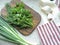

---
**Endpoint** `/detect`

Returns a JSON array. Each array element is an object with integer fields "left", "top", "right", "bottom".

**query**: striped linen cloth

[
  {"left": 37, "top": 21, "right": 60, "bottom": 45},
  {"left": 55, "top": 0, "right": 60, "bottom": 10}
]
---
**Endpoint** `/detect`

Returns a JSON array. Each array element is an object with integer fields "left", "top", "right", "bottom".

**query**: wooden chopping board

[{"left": 1, "top": 0, "right": 41, "bottom": 36}]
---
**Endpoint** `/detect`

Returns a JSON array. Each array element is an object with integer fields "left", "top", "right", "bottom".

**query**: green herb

[
  {"left": 0, "top": 16, "right": 31, "bottom": 45},
  {"left": 6, "top": 3, "right": 33, "bottom": 29}
]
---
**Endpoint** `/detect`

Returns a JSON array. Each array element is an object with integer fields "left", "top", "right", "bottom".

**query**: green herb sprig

[{"left": 6, "top": 3, "right": 33, "bottom": 29}]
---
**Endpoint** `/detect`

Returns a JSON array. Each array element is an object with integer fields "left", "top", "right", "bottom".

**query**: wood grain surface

[{"left": 1, "top": 0, "right": 41, "bottom": 36}]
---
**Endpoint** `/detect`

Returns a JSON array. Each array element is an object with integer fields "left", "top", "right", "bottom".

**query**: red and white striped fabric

[
  {"left": 37, "top": 21, "right": 60, "bottom": 45},
  {"left": 55, "top": 0, "right": 60, "bottom": 10}
]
